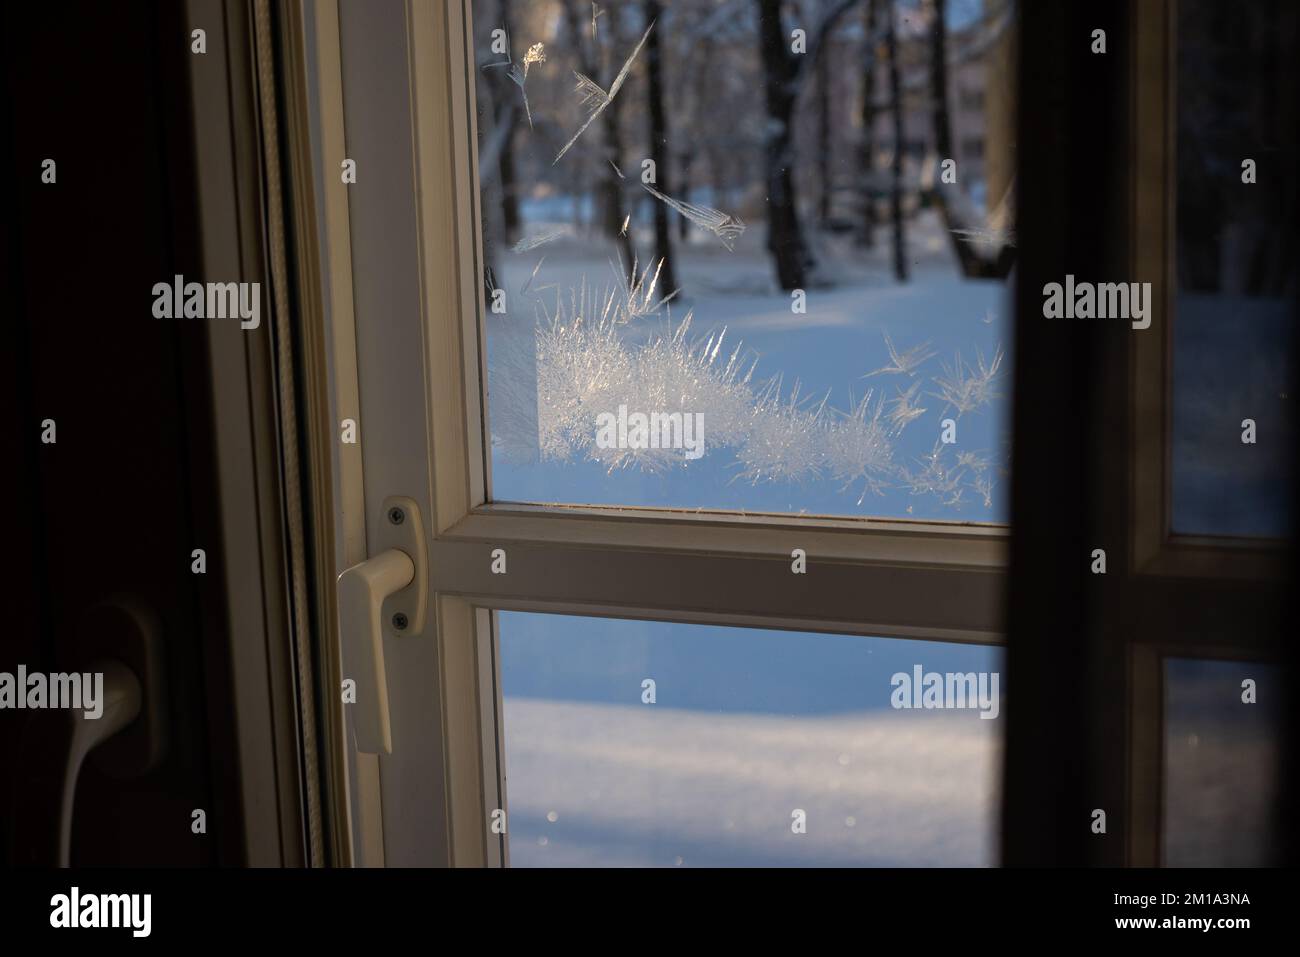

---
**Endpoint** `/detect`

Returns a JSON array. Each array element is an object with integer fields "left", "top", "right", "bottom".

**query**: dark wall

[{"left": 2, "top": 1, "right": 244, "bottom": 866}]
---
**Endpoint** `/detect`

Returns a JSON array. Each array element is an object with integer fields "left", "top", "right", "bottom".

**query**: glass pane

[
  {"left": 497, "top": 611, "right": 1003, "bottom": 867},
  {"left": 1171, "top": 0, "right": 1297, "bottom": 537},
  {"left": 473, "top": 1, "right": 1016, "bottom": 521},
  {"left": 1162, "top": 658, "right": 1280, "bottom": 867}
]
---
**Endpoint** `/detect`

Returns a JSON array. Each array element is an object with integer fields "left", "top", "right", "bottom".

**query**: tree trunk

[
  {"left": 927, "top": 0, "right": 1014, "bottom": 278},
  {"left": 857, "top": 0, "right": 880, "bottom": 247},
  {"left": 644, "top": 0, "right": 678, "bottom": 293},
  {"left": 756, "top": 0, "right": 810, "bottom": 290},
  {"left": 562, "top": 0, "right": 635, "bottom": 270},
  {"left": 817, "top": 35, "right": 833, "bottom": 226},
  {"left": 497, "top": 0, "right": 520, "bottom": 243},
  {"left": 928, "top": 0, "right": 979, "bottom": 275},
  {"left": 886, "top": 0, "right": 908, "bottom": 280},
  {"left": 601, "top": 97, "right": 637, "bottom": 270}
]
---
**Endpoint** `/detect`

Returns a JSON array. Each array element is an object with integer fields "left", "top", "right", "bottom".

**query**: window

[
  {"left": 498, "top": 613, "right": 1002, "bottom": 867},
  {"left": 308, "top": 0, "right": 1010, "bottom": 867},
  {"left": 475, "top": 0, "right": 1015, "bottom": 523},
  {"left": 1162, "top": 659, "right": 1280, "bottom": 866},
  {"left": 1133, "top": 0, "right": 1294, "bottom": 578},
  {"left": 298, "top": 0, "right": 1288, "bottom": 869},
  {"left": 1169, "top": 0, "right": 1296, "bottom": 538},
  {"left": 1123, "top": 0, "right": 1291, "bottom": 866}
]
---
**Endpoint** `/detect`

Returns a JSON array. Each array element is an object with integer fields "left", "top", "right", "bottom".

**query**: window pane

[
  {"left": 1171, "top": 0, "right": 1297, "bottom": 537},
  {"left": 497, "top": 611, "right": 1003, "bottom": 867},
  {"left": 1162, "top": 658, "right": 1280, "bottom": 867},
  {"left": 473, "top": 1, "right": 1016, "bottom": 521}
]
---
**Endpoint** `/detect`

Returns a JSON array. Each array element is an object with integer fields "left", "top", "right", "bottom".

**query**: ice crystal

[
  {"left": 642, "top": 183, "right": 746, "bottom": 250},
  {"left": 951, "top": 223, "right": 1016, "bottom": 250},
  {"left": 863, "top": 332, "right": 937, "bottom": 378},
  {"left": 613, "top": 255, "right": 679, "bottom": 319},
  {"left": 886, "top": 379, "right": 928, "bottom": 428},
  {"left": 519, "top": 256, "right": 559, "bottom": 305},
  {"left": 902, "top": 442, "right": 968, "bottom": 500},
  {"left": 555, "top": 23, "right": 653, "bottom": 163},
  {"left": 954, "top": 450, "right": 990, "bottom": 473},
  {"left": 521, "top": 42, "right": 546, "bottom": 74},
  {"left": 487, "top": 271, "right": 1009, "bottom": 512},
  {"left": 929, "top": 346, "right": 1005, "bottom": 417},
  {"left": 733, "top": 378, "right": 833, "bottom": 486},
  {"left": 513, "top": 226, "right": 570, "bottom": 253},
  {"left": 825, "top": 391, "right": 898, "bottom": 504},
  {"left": 484, "top": 39, "right": 545, "bottom": 129}
]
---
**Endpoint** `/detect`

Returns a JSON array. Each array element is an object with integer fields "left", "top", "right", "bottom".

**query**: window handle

[
  {"left": 337, "top": 497, "right": 427, "bottom": 755},
  {"left": 13, "top": 598, "right": 165, "bottom": 866},
  {"left": 338, "top": 549, "right": 414, "bottom": 755}
]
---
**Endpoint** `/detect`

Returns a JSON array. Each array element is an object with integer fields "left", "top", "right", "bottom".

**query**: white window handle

[
  {"left": 59, "top": 660, "right": 142, "bottom": 865},
  {"left": 14, "top": 658, "right": 143, "bottom": 866},
  {"left": 338, "top": 549, "right": 415, "bottom": 754}
]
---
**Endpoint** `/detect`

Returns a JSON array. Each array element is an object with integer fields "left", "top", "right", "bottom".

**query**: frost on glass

[
  {"left": 642, "top": 183, "right": 747, "bottom": 250},
  {"left": 554, "top": 22, "right": 652, "bottom": 163},
  {"left": 473, "top": 1, "right": 1016, "bottom": 520}
]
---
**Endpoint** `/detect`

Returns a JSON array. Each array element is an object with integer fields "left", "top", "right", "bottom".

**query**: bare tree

[
  {"left": 857, "top": 0, "right": 882, "bottom": 247},
  {"left": 927, "top": 0, "right": 973, "bottom": 274},
  {"left": 816, "top": 31, "right": 833, "bottom": 225},
  {"left": 561, "top": 0, "right": 636, "bottom": 270},
  {"left": 643, "top": 0, "right": 678, "bottom": 293},
  {"left": 928, "top": 0, "right": 1014, "bottom": 278},
  {"left": 885, "top": 0, "right": 908, "bottom": 280},
  {"left": 755, "top": 0, "right": 859, "bottom": 290},
  {"left": 478, "top": 0, "right": 523, "bottom": 248}
]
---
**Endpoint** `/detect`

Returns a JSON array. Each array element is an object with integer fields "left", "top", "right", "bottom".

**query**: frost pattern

[
  {"left": 513, "top": 226, "right": 570, "bottom": 253},
  {"left": 929, "top": 346, "right": 1005, "bottom": 417},
  {"left": 642, "top": 183, "right": 747, "bottom": 251},
  {"left": 489, "top": 271, "right": 1007, "bottom": 512},
  {"left": 486, "top": 39, "right": 546, "bottom": 129},
  {"left": 862, "top": 332, "right": 937, "bottom": 378},
  {"left": 554, "top": 23, "right": 654, "bottom": 164}
]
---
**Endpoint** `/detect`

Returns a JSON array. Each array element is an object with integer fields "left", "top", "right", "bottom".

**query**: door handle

[
  {"left": 337, "top": 496, "right": 428, "bottom": 755},
  {"left": 12, "top": 600, "right": 165, "bottom": 866},
  {"left": 54, "top": 660, "right": 142, "bottom": 865},
  {"left": 15, "top": 660, "right": 143, "bottom": 866}
]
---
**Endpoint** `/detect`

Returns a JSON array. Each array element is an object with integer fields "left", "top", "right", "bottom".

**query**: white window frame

[{"left": 299, "top": 0, "right": 1008, "bottom": 867}]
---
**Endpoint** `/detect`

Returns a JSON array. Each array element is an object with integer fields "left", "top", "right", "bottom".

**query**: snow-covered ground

[
  {"left": 503, "top": 697, "right": 1001, "bottom": 867},
  {"left": 497, "top": 613, "right": 1004, "bottom": 867},
  {"left": 486, "top": 208, "right": 1014, "bottom": 522}
]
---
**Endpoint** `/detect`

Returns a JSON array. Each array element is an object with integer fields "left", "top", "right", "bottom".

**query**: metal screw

[
  {"left": 388, "top": 507, "right": 405, "bottom": 525},
  {"left": 392, "top": 612, "right": 408, "bottom": 631}
]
